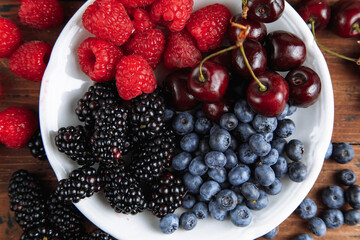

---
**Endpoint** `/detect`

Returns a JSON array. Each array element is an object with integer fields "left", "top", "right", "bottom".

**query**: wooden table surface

[{"left": 0, "top": 0, "right": 359, "bottom": 239}]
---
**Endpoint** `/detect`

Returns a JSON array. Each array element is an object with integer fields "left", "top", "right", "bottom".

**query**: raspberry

[
  {"left": 150, "top": 0, "right": 193, "bottom": 32},
  {"left": 82, "top": 0, "right": 134, "bottom": 46},
  {"left": 0, "top": 107, "right": 38, "bottom": 149},
  {"left": 115, "top": 55, "right": 157, "bottom": 100},
  {"left": 186, "top": 3, "right": 231, "bottom": 52},
  {"left": 117, "top": 0, "right": 155, "bottom": 8},
  {"left": 9, "top": 41, "right": 52, "bottom": 82},
  {"left": 0, "top": 17, "right": 22, "bottom": 58},
  {"left": 131, "top": 8, "right": 156, "bottom": 34},
  {"left": 163, "top": 30, "right": 201, "bottom": 69},
  {"left": 124, "top": 29, "right": 165, "bottom": 69},
  {"left": 19, "top": 0, "right": 63, "bottom": 29},
  {"left": 78, "top": 37, "right": 123, "bottom": 83}
]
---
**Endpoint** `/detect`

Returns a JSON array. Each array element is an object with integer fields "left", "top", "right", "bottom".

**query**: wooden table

[{"left": 0, "top": 0, "right": 359, "bottom": 239}]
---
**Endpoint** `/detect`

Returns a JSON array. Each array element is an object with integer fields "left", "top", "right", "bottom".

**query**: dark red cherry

[
  {"left": 247, "top": 71, "right": 289, "bottom": 117},
  {"left": 285, "top": 66, "right": 321, "bottom": 108},
  {"left": 296, "top": 0, "right": 331, "bottom": 31},
  {"left": 265, "top": 30, "right": 307, "bottom": 71},
  {"left": 163, "top": 69, "right": 198, "bottom": 111},
  {"left": 331, "top": 0, "right": 360, "bottom": 38},
  {"left": 187, "top": 61, "right": 229, "bottom": 103},
  {"left": 245, "top": 0, "right": 285, "bottom": 23},
  {"left": 202, "top": 98, "right": 231, "bottom": 123},
  {"left": 228, "top": 14, "right": 267, "bottom": 44}
]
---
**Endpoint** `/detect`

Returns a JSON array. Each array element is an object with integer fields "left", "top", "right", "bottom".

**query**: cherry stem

[
  {"left": 354, "top": 23, "right": 360, "bottom": 34},
  {"left": 310, "top": 20, "right": 359, "bottom": 65},
  {"left": 198, "top": 45, "right": 238, "bottom": 83},
  {"left": 242, "top": 0, "right": 248, "bottom": 19}
]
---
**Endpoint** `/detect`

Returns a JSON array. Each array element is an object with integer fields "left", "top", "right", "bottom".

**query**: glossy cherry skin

[
  {"left": 232, "top": 39, "right": 267, "bottom": 78},
  {"left": 202, "top": 98, "right": 231, "bottom": 123},
  {"left": 331, "top": 0, "right": 360, "bottom": 38},
  {"left": 266, "top": 30, "right": 307, "bottom": 71},
  {"left": 285, "top": 66, "right": 321, "bottom": 108},
  {"left": 188, "top": 61, "right": 229, "bottom": 103},
  {"left": 163, "top": 69, "right": 198, "bottom": 111},
  {"left": 296, "top": 0, "right": 331, "bottom": 31},
  {"left": 247, "top": 71, "right": 289, "bottom": 117},
  {"left": 228, "top": 14, "right": 267, "bottom": 44},
  {"left": 245, "top": 0, "right": 285, "bottom": 23}
]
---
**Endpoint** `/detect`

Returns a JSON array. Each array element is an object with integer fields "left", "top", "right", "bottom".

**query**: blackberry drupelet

[
  {"left": 148, "top": 171, "right": 186, "bottom": 218},
  {"left": 75, "top": 81, "right": 121, "bottom": 127},
  {"left": 8, "top": 170, "right": 46, "bottom": 231},
  {"left": 85, "top": 229, "right": 117, "bottom": 240},
  {"left": 27, "top": 130, "right": 47, "bottom": 161},
  {"left": 130, "top": 126, "right": 176, "bottom": 182},
  {"left": 99, "top": 162, "right": 147, "bottom": 215},
  {"left": 55, "top": 125, "right": 96, "bottom": 166},
  {"left": 54, "top": 166, "right": 101, "bottom": 204},
  {"left": 20, "top": 225, "right": 63, "bottom": 240}
]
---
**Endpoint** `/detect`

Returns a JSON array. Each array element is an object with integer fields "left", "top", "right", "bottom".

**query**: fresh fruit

[
  {"left": 228, "top": 14, "right": 267, "bottom": 44},
  {"left": 179, "top": 212, "right": 197, "bottom": 230},
  {"left": 344, "top": 209, "right": 360, "bottom": 226},
  {"left": 182, "top": 194, "right": 196, "bottom": 209},
  {"left": 130, "top": 8, "right": 156, "bottom": 33},
  {"left": 331, "top": 0, "right": 360, "bottom": 38},
  {"left": 332, "top": 142, "right": 354, "bottom": 164},
  {"left": 295, "top": 234, "right": 314, "bottom": 240},
  {"left": 338, "top": 169, "right": 357, "bottom": 186},
  {"left": 246, "top": 189, "right": 269, "bottom": 210},
  {"left": 209, "top": 128, "right": 231, "bottom": 152},
  {"left": 27, "top": 130, "right": 47, "bottom": 161},
  {"left": 0, "top": 17, "right": 22, "bottom": 58},
  {"left": 215, "top": 189, "right": 238, "bottom": 211},
  {"left": 159, "top": 213, "right": 179, "bottom": 234},
  {"left": 321, "top": 185, "right": 345, "bottom": 209},
  {"left": 192, "top": 202, "right": 209, "bottom": 219},
  {"left": 118, "top": 0, "right": 155, "bottom": 8},
  {"left": 208, "top": 199, "right": 227, "bottom": 221},
  {"left": 172, "top": 112, "right": 194, "bottom": 135},
  {"left": 86, "top": 228, "right": 117, "bottom": 240},
  {"left": 322, "top": 209, "right": 344, "bottom": 229},
  {"left": 262, "top": 226, "right": 279, "bottom": 239},
  {"left": 229, "top": 205, "right": 252, "bottom": 227},
  {"left": 308, "top": 217, "right": 326, "bottom": 236},
  {"left": 285, "top": 139, "right": 305, "bottom": 161},
  {"left": 20, "top": 225, "right": 62, "bottom": 240},
  {"left": 180, "top": 133, "right": 199, "bottom": 152},
  {"left": 345, "top": 185, "right": 360, "bottom": 209},
  {"left": 172, "top": 152, "right": 192, "bottom": 171},
  {"left": 244, "top": 0, "right": 285, "bottom": 23},
  {"left": 202, "top": 99, "right": 231, "bottom": 123},
  {"left": 296, "top": 0, "right": 331, "bottom": 31},
  {"left": 288, "top": 161, "right": 308, "bottom": 182}
]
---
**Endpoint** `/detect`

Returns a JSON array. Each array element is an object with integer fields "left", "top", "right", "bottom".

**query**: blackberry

[
  {"left": 99, "top": 162, "right": 147, "bottom": 215},
  {"left": 55, "top": 125, "right": 96, "bottom": 166},
  {"left": 91, "top": 104, "right": 130, "bottom": 163},
  {"left": 54, "top": 166, "right": 101, "bottom": 204},
  {"left": 85, "top": 229, "right": 117, "bottom": 240},
  {"left": 8, "top": 170, "right": 46, "bottom": 231},
  {"left": 20, "top": 225, "right": 63, "bottom": 240},
  {"left": 148, "top": 171, "right": 186, "bottom": 218},
  {"left": 129, "top": 89, "right": 166, "bottom": 141},
  {"left": 27, "top": 130, "right": 47, "bottom": 161},
  {"left": 130, "top": 127, "right": 176, "bottom": 182},
  {"left": 75, "top": 81, "right": 121, "bottom": 127}
]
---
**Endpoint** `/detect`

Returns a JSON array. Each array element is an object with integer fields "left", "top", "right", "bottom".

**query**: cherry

[
  {"left": 228, "top": 14, "right": 267, "bottom": 44},
  {"left": 247, "top": 71, "right": 289, "bottom": 117},
  {"left": 296, "top": 0, "right": 331, "bottom": 31},
  {"left": 331, "top": 0, "right": 360, "bottom": 38},
  {"left": 202, "top": 98, "right": 231, "bottom": 123},
  {"left": 163, "top": 69, "right": 198, "bottom": 111},
  {"left": 244, "top": 0, "right": 285, "bottom": 23},
  {"left": 285, "top": 66, "right": 321, "bottom": 108},
  {"left": 265, "top": 30, "right": 306, "bottom": 71},
  {"left": 187, "top": 60, "right": 229, "bottom": 103},
  {"left": 232, "top": 39, "right": 267, "bottom": 78}
]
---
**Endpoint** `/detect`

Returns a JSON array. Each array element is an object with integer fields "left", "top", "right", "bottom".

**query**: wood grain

[{"left": 0, "top": 0, "right": 359, "bottom": 239}]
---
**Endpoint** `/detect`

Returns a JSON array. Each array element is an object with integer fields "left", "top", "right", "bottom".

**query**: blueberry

[
  {"left": 254, "top": 164, "right": 275, "bottom": 187},
  {"left": 262, "top": 226, "right": 279, "bottom": 239},
  {"left": 208, "top": 199, "right": 227, "bottom": 221},
  {"left": 295, "top": 233, "right": 313, "bottom": 240},
  {"left": 234, "top": 123, "right": 256, "bottom": 142},
  {"left": 195, "top": 117, "right": 212, "bottom": 135},
  {"left": 260, "top": 149, "right": 279, "bottom": 166},
  {"left": 220, "top": 113, "right": 239, "bottom": 131},
  {"left": 172, "top": 112, "right": 194, "bottom": 135},
  {"left": 325, "top": 142, "right": 333, "bottom": 159},
  {"left": 179, "top": 212, "right": 197, "bottom": 230},
  {"left": 231, "top": 185, "right": 245, "bottom": 205},
  {"left": 252, "top": 115, "right": 277, "bottom": 133},
  {"left": 332, "top": 142, "right": 354, "bottom": 164},
  {"left": 261, "top": 132, "right": 273, "bottom": 142},
  {"left": 172, "top": 152, "right": 192, "bottom": 171},
  {"left": 322, "top": 209, "right": 344, "bottom": 229},
  {"left": 321, "top": 185, "right": 345, "bottom": 209},
  {"left": 249, "top": 134, "right": 271, "bottom": 157},
  {"left": 209, "top": 128, "right": 231, "bottom": 152},
  {"left": 237, "top": 143, "right": 258, "bottom": 164},
  {"left": 287, "top": 104, "right": 297, "bottom": 116},
  {"left": 234, "top": 99, "right": 255, "bottom": 123},
  {"left": 263, "top": 178, "right": 282, "bottom": 195},
  {"left": 308, "top": 217, "right": 326, "bottom": 236},
  {"left": 271, "top": 138, "right": 287, "bottom": 154},
  {"left": 229, "top": 205, "right": 253, "bottom": 227},
  {"left": 224, "top": 149, "right": 238, "bottom": 169},
  {"left": 215, "top": 189, "right": 238, "bottom": 211},
  {"left": 204, "top": 151, "right": 227, "bottom": 169},
  {"left": 183, "top": 173, "right": 203, "bottom": 194},
  {"left": 288, "top": 161, "right": 308, "bottom": 182},
  {"left": 159, "top": 213, "right": 179, "bottom": 234},
  {"left": 192, "top": 202, "right": 209, "bottom": 219},
  {"left": 241, "top": 182, "right": 260, "bottom": 201},
  {"left": 182, "top": 193, "right": 196, "bottom": 209},
  {"left": 199, "top": 180, "right": 221, "bottom": 201},
  {"left": 208, "top": 167, "right": 227, "bottom": 183},
  {"left": 295, "top": 198, "right": 317, "bottom": 219},
  {"left": 246, "top": 190, "right": 269, "bottom": 210},
  {"left": 345, "top": 185, "right": 360, "bottom": 209},
  {"left": 229, "top": 135, "right": 238, "bottom": 151},
  {"left": 272, "top": 156, "right": 288, "bottom": 178},
  {"left": 228, "top": 164, "right": 251, "bottom": 186},
  {"left": 180, "top": 133, "right": 199, "bottom": 152},
  {"left": 285, "top": 139, "right": 304, "bottom": 161},
  {"left": 198, "top": 137, "right": 211, "bottom": 155},
  {"left": 275, "top": 118, "right": 295, "bottom": 138},
  {"left": 277, "top": 103, "right": 289, "bottom": 120},
  {"left": 188, "top": 156, "right": 208, "bottom": 176},
  {"left": 164, "top": 109, "right": 175, "bottom": 122},
  {"left": 344, "top": 209, "right": 360, "bottom": 225},
  {"left": 210, "top": 125, "right": 221, "bottom": 135}
]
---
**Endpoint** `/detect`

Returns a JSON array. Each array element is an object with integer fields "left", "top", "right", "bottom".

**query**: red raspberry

[
  {"left": 0, "top": 18, "right": 22, "bottom": 58},
  {"left": 9, "top": 41, "right": 52, "bottom": 82},
  {"left": 78, "top": 37, "right": 123, "bottom": 83},
  {"left": 150, "top": 0, "right": 193, "bottom": 32},
  {"left": 117, "top": 0, "right": 155, "bottom": 8},
  {"left": 82, "top": 0, "right": 134, "bottom": 46},
  {"left": 115, "top": 55, "right": 157, "bottom": 100},
  {"left": 124, "top": 29, "right": 165, "bottom": 69},
  {"left": 19, "top": 0, "right": 63, "bottom": 29},
  {"left": 163, "top": 30, "right": 201, "bottom": 69},
  {"left": 131, "top": 8, "right": 156, "bottom": 34},
  {"left": 186, "top": 3, "right": 231, "bottom": 52},
  {"left": 0, "top": 107, "right": 38, "bottom": 149}
]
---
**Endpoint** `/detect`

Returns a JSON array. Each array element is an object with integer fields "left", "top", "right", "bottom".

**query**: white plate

[{"left": 39, "top": 1, "right": 334, "bottom": 239}]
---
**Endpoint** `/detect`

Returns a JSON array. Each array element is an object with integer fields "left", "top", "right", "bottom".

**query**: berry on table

[
  {"left": 159, "top": 213, "right": 179, "bottom": 234},
  {"left": 321, "top": 185, "right": 345, "bottom": 209},
  {"left": 295, "top": 233, "right": 314, "bottom": 240},
  {"left": 262, "top": 226, "right": 279, "bottom": 239},
  {"left": 179, "top": 212, "right": 197, "bottom": 230},
  {"left": 325, "top": 142, "right": 333, "bottom": 159},
  {"left": 295, "top": 198, "right": 317, "bottom": 219},
  {"left": 338, "top": 169, "right": 357, "bottom": 186},
  {"left": 344, "top": 209, "right": 360, "bottom": 226},
  {"left": 322, "top": 209, "right": 344, "bottom": 229},
  {"left": 27, "top": 130, "right": 47, "bottom": 161},
  {"left": 229, "top": 205, "right": 253, "bottom": 227},
  {"left": 332, "top": 142, "right": 354, "bottom": 164},
  {"left": 0, "top": 17, "right": 22, "bottom": 58},
  {"left": 345, "top": 185, "right": 360, "bottom": 209},
  {"left": 308, "top": 217, "right": 326, "bottom": 237}
]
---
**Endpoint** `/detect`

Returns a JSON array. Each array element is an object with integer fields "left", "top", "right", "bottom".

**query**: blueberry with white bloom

[
  {"left": 234, "top": 123, "right": 256, "bottom": 142},
  {"left": 271, "top": 138, "right": 287, "bottom": 154},
  {"left": 220, "top": 113, "right": 238, "bottom": 131},
  {"left": 159, "top": 214, "right": 179, "bottom": 234},
  {"left": 332, "top": 142, "right": 354, "bottom": 164},
  {"left": 209, "top": 200, "right": 227, "bottom": 221},
  {"left": 324, "top": 142, "right": 333, "bottom": 159},
  {"left": 229, "top": 205, "right": 252, "bottom": 227},
  {"left": 275, "top": 118, "right": 295, "bottom": 138},
  {"left": 246, "top": 190, "right": 269, "bottom": 210},
  {"left": 241, "top": 182, "right": 260, "bottom": 201},
  {"left": 252, "top": 115, "right": 277, "bottom": 133},
  {"left": 322, "top": 185, "right": 345, "bottom": 209},
  {"left": 262, "top": 226, "right": 279, "bottom": 239},
  {"left": 254, "top": 164, "right": 275, "bottom": 187},
  {"left": 272, "top": 156, "right": 288, "bottom": 178},
  {"left": 208, "top": 167, "right": 227, "bottom": 183},
  {"left": 180, "top": 133, "right": 199, "bottom": 152},
  {"left": 260, "top": 149, "right": 279, "bottom": 165},
  {"left": 183, "top": 173, "right": 203, "bottom": 194},
  {"left": 295, "top": 233, "right": 313, "bottom": 240},
  {"left": 285, "top": 139, "right": 304, "bottom": 161},
  {"left": 308, "top": 217, "right": 326, "bottom": 236},
  {"left": 209, "top": 128, "right": 231, "bottom": 152},
  {"left": 195, "top": 117, "right": 212, "bottom": 135},
  {"left": 263, "top": 178, "right": 282, "bottom": 195},
  {"left": 238, "top": 143, "right": 258, "bottom": 164},
  {"left": 188, "top": 156, "right": 208, "bottom": 176},
  {"left": 295, "top": 198, "right": 317, "bottom": 219},
  {"left": 192, "top": 202, "right": 209, "bottom": 219},
  {"left": 164, "top": 109, "right": 175, "bottom": 122},
  {"left": 205, "top": 151, "right": 227, "bottom": 169},
  {"left": 338, "top": 169, "right": 356, "bottom": 186},
  {"left": 322, "top": 209, "right": 344, "bottom": 229},
  {"left": 182, "top": 193, "right": 196, "bottom": 209},
  {"left": 172, "top": 152, "right": 192, "bottom": 171},
  {"left": 249, "top": 134, "right": 271, "bottom": 157},
  {"left": 228, "top": 164, "right": 251, "bottom": 186},
  {"left": 179, "top": 212, "right": 197, "bottom": 230},
  {"left": 288, "top": 161, "right": 308, "bottom": 182},
  {"left": 277, "top": 103, "right": 289, "bottom": 120},
  {"left": 199, "top": 180, "right": 221, "bottom": 201},
  {"left": 224, "top": 149, "right": 238, "bottom": 169},
  {"left": 344, "top": 209, "right": 360, "bottom": 225},
  {"left": 172, "top": 112, "right": 194, "bottom": 135},
  {"left": 234, "top": 99, "right": 255, "bottom": 123},
  {"left": 215, "top": 189, "right": 238, "bottom": 211}
]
